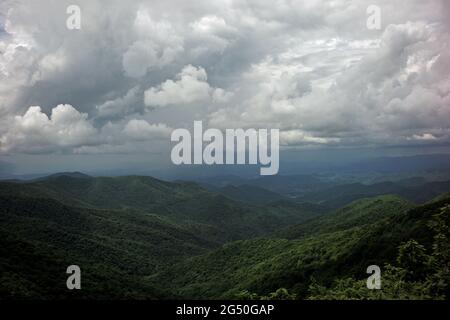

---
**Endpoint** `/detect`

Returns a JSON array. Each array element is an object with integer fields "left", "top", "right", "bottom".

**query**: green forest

[{"left": 0, "top": 173, "right": 449, "bottom": 300}]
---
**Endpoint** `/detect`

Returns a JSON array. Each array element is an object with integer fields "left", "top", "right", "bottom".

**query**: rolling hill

[
  {"left": 0, "top": 194, "right": 213, "bottom": 299},
  {"left": 1, "top": 172, "right": 449, "bottom": 300},
  {"left": 148, "top": 194, "right": 450, "bottom": 299},
  {"left": 0, "top": 174, "right": 322, "bottom": 242},
  {"left": 0, "top": 173, "right": 324, "bottom": 299},
  {"left": 205, "top": 184, "right": 286, "bottom": 205}
]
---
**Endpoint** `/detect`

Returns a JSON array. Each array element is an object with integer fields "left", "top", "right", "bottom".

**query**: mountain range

[{"left": 0, "top": 172, "right": 449, "bottom": 299}]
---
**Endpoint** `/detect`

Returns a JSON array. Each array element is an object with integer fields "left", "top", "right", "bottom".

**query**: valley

[{"left": 0, "top": 172, "right": 449, "bottom": 299}]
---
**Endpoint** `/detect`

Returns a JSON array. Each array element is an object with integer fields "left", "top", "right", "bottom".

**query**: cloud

[
  {"left": 0, "top": 104, "right": 97, "bottom": 153},
  {"left": 280, "top": 130, "right": 341, "bottom": 146},
  {"left": 144, "top": 64, "right": 231, "bottom": 107},
  {"left": 123, "top": 119, "right": 172, "bottom": 140},
  {"left": 409, "top": 133, "right": 438, "bottom": 141},
  {"left": 0, "top": 0, "right": 449, "bottom": 158},
  {"left": 209, "top": 20, "right": 450, "bottom": 148},
  {"left": 189, "top": 15, "right": 239, "bottom": 56},
  {"left": 96, "top": 86, "right": 143, "bottom": 119},
  {"left": 0, "top": 103, "right": 173, "bottom": 154},
  {"left": 123, "top": 10, "right": 184, "bottom": 78}
]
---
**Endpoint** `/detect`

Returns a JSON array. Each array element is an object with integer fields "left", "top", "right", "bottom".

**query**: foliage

[
  {"left": 234, "top": 288, "right": 297, "bottom": 300},
  {"left": 1, "top": 173, "right": 450, "bottom": 300},
  {"left": 307, "top": 204, "right": 450, "bottom": 300}
]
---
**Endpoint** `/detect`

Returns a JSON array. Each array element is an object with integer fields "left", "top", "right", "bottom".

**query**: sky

[{"left": 0, "top": 0, "right": 449, "bottom": 176}]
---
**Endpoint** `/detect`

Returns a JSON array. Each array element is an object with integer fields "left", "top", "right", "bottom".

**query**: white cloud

[
  {"left": 123, "top": 119, "right": 172, "bottom": 140},
  {"left": 0, "top": 103, "right": 174, "bottom": 154},
  {"left": 209, "top": 20, "right": 450, "bottom": 148},
  {"left": 0, "top": 104, "right": 97, "bottom": 153},
  {"left": 280, "top": 130, "right": 341, "bottom": 146},
  {"left": 0, "top": 0, "right": 449, "bottom": 157},
  {"left": 189, "top": 15, "right": 238, "bottom": 56},
  {"left": 409, "top": 133, "right": 438, "bottom": 141},
  {"left": 144, "top": 64, "right": 230, "bottom": 107},
  {"left": 122, "top": 10, "right": 184, "bottom": 78}
]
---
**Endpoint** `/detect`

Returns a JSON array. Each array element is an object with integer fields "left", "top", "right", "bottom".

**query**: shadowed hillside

[
  {"left": 148, "top": 194, "right": 450, "bottom": 299},
  {"left": 1, "top": 173, "right": 449, "bottom": 300},
  {"left": 0, "top": 174, "right": 322, "bottom": 243}
]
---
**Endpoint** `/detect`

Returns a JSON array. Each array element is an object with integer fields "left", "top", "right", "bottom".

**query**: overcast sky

[{"left": 0, "top": 0, "right": 449, "bottom": 175}]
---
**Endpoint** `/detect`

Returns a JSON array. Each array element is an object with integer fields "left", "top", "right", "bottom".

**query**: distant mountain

[
  {"left": 394, "top": 177, "right": 428, "bottom": 187},
  {"left": 0, "top": 174, "right": 322, "bottom": 243},
  {"left": 296, "top": 180, "right": 450, "bottom": 210},
  {"left": 347, "top": 154, "right": 450, "bottom": 173},
  {"left": 247, "top": 174, "right": 332, "bottom": 196},
  {"left": 210, "top": 184, "right": 285, "bottom": 205},
  {"left": 195, "top": 174, "right": 250, "bottom": 188},
  {"left": 262, "top": 199, "right": 328, "bottom": 220},
  {"left": 201, "top": 172, "right": 450, "bottom": 210},
  {"left": 38, "top": 171, "right": 91, "bottom": 180}
]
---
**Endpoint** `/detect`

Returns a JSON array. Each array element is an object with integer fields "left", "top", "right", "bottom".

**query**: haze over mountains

[
  {"left": 1, "top": 168, "right": 450, "bottom": 299},
  {"left": 3, "top": 153, "right": 450, "bottom": 181},
  {"left": 199, "top": 172, "right": 450, "bottom": 210}
]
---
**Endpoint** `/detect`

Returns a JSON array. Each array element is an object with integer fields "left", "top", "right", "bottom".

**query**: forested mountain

[
  {"left": 204, "top": 184, "right": 286, "bottom": 205},
  {"left": 0, "top": 195, "right": 209, "bottom": 299},
  {"left": 0, "top": 174, "right": 320, "bottom": 242},
  {"left": 149, "top": 195, "right": 450, "bottom": 299},
  {"left": 1, "top": 173, "right": 449, "bottom": 300}
]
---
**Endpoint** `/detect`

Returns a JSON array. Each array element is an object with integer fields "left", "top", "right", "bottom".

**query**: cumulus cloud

[
  {"left": 189, "top": 15, "right": 239, "bottom": 56},
  {"left": 0, "top": 0, "right": 449, "bottom": 158},
  {"left": 209, "top": 20, "right": 450, "bottom": 147},
  {"left": 144, "top": 65, "right": 231, "bottom": 107},
  {"left": 123, "top": 119, "right": 172, "bottom": 140},
  {"left": 123, "top": 10, "right": 184, "bottom": 78},
  {"left": 0, "top": 104, "right": 97, "bottom": 153},
  {"left": 0, "top": 103, "right": 173, "bottom": 154}
]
